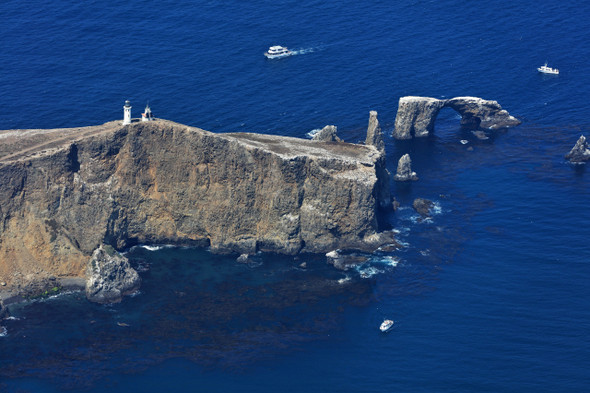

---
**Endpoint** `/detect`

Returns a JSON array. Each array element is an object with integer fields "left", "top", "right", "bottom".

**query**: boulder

[
  {"left": 413, "top": 198, "right": 434, "bottom": 217},
  {"left": 565, "top": 135, "right": 590, "bottom": 163},
  {"left": 393, "top": 154, "right": 418, "bottom": 181},
  {"left": 312, "top": 125, "right": 342, "bottom": 142},
  {"left": 85, "top": 244, "right": 140, "bottom": 304}
]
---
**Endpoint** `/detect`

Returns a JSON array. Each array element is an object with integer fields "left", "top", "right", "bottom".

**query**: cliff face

[{"left": 0, "top": 120, "right": 392, "bottom": 289}]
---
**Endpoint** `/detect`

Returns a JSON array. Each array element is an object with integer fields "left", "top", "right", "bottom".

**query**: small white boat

[
  {"left": 537, "top": 62, "right": 559, "bottom": 75},
  {"left": 264, "top": 45, "right": 293, "bottom": 59},
  {"left": 379, "top": 319, "right": 394, "bottom": 332}
]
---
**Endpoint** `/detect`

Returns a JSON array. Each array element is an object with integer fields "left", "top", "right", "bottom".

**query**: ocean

[{"left": 1, "top": 0, "right": 590, "bottom": 391}]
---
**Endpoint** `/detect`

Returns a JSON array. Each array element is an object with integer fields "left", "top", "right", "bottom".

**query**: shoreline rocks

[
  {"left": 565, "top": 135, "right": 590, "bottom": 163},
  {"left": 85, "top": 244, "right": 140, "bottom": 304},
  {"left": 311, "top": 125, "right": 342, "bottom": 142}
]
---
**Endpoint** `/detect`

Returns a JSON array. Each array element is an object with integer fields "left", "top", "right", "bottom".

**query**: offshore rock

[
  {"left": 393, "top": 154, "right": 418, "bottom": 181},
  {"left": 413, "top": 198, "right": 434, "bottom": 217},
  {"left": 85, "top": 244, "right": 140, "bottom": 304},
  {"left": 565, "top": 135, "right": 590, "bottom": 163},
  {"left": 365, "top": 111, "right": 385, "bottom": 153},
  {"left": 393, "top": 97, "right": 446, "bottom": 139},
  {"left": 0, "top": 119, "right": 393, "bottom": 292},
  {"left": 312, "top": 125, "right": 342, "bottom": 142},
  {"left": 393, "top": 96, "right": 521, "bottom": 139},
  {"left": 325, "top": 249, "right": 369, "bottom": 271}
]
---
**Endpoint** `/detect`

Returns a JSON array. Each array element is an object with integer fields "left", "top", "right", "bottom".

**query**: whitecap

[{"left": 0, "top": 326, "right": 7, "bottom": 337}]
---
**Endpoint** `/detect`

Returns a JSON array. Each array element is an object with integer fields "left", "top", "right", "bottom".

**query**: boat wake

[{"left": 291, "top": 47, "right": 317, "bottom": 56}]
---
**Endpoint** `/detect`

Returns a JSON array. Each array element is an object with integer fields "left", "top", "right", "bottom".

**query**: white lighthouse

[{"left": 123, "top": 100, "right": 132, "bottom": 125}]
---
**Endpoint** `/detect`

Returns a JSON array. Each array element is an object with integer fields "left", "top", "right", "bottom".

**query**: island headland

[{"left": 0, "top": 115, "right": 393, "bottom": 306}]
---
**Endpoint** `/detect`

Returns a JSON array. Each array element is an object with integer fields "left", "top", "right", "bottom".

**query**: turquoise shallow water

[{"left": 1, "top": 0, "right": 590, "bottom": 391}]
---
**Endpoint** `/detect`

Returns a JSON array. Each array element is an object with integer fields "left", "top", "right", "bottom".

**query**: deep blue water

[{"left": 1, "top": 0, "right": 590, "bottom": 391}]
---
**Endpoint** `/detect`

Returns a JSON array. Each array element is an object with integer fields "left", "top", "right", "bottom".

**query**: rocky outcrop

[
  {"left": 565, "top": 135, "right": 590, "bottom": 163},
  {"left": 393, "top": 96, "right": 521, "bottom": 139},
  {"left": 393, "top": 97, "right": 446, "bottom": 140},
  {"left": 365, "top": 111, "right": 385, "bottom": 153},
  {"left": 413, "top": 198, "right": 434, "bottom": 217},
  {"left": 0, "top": 119, "right": 393, "bottom": 293},
  {"left": 85, "top": 244, "right": 140, "bottom": 303},
  {"left": 393, "top": 154, "right": 418, "bottom": 181},
  {"left": 312, "top": 125, "right": 342, "bottom": 142}
]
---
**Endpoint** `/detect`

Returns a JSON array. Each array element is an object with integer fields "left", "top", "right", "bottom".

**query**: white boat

[
  {"left": 379, "top": 319, "right": 394, "bottom": 332},
  {"left": 264, "top": 45, "right": 293, "bottom": 59},
  {"left": 537, "top": 62, "right": 559, "bottom": 75}
]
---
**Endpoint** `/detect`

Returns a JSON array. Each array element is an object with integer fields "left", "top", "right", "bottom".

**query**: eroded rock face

[
  {"left": 393, "top": 96, "right": 521, "bottom": 139},
  {"left": 365, "top": 111, "right": 385, "bottom": 153},
  {"left": 85, "top": 244, "right": 140, "bottom": 303},
  {"left": 312, "top": 125, "right": 342, "bottom": 142},
  {"left": 565, "top": 135, "right": 590, "bottom": 163},
  {"left": 0, "top": 119, "right": 393, "bottom": 292},
  {"left": 394, "top": 97, "right": 445, "bottom": 140},
  {"left": 393, "top": 154, "right": 418, "bottom": 181}
]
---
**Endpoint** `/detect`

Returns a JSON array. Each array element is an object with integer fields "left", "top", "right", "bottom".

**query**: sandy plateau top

[{"left": 0, "top": 119, "right": 381, "bottom": 166}]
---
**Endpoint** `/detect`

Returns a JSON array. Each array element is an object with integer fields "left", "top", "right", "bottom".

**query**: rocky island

[
  {"left": 393, "top": 96, "right": 521, "bottom": 139},
  {"left": 0, "top": 116, "right": 393, "bottom": 306}
]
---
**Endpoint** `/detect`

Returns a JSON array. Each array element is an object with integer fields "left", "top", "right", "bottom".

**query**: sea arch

[{"left": 392, "top": 96, "right": 521, "bottom": 140}]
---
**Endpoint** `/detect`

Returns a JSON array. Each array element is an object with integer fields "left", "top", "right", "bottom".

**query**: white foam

[
  {"left": 0, "top": 326, "right": 7, "bottom": 337},
  {"left": 337, "top": 276, "right": 351, "bottom": 284},
  {"left": 306, "top": 128, "right": 322, "bottom": 138},
  {"left": 139, "top": 244, "right": 174, "bottom": 251},
  {"left": 357, "top": 266, "right": 383, "bottom": 278},
  {"left": 5, "top": 316, "right": 19, "bottom": 321},
  {"left": 292, "top": 47, "right": 316, "bottom": 56},
  {"left": 368, "top": 255, "right": 400, "bottom": 267}
]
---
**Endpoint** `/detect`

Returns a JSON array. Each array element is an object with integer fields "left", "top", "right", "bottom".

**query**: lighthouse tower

[{"left": 123, "top": 100, "right": 132, "bottom": 125}]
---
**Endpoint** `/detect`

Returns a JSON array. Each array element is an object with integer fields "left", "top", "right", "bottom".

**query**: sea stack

[
  {"left": 393, "top": 154, "right": 418, "bottom": 181},
  {"left": 365, "top": 111, "right": 384, "bottom": 153},
  {"left": 85, "top": 245, "right": 140, "bottom": 304},
  {"left": 565, "top": 135, "right": 590, "bottom": 163}
]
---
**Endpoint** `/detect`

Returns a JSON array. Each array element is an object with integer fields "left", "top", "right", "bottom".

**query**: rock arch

[{"left": 392, "top": 96, "right": 521, "bottom": 140}]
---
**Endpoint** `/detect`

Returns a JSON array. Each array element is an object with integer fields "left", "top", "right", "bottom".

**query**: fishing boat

[
  {"left": 537, "top": 62, "right": 559, "bottom": 75},
  {"left": 379, "top": 319, "right": 394, "bottom": 332},
  {"left": 264, "top": 45, "right": 293, "bottom": 59}
]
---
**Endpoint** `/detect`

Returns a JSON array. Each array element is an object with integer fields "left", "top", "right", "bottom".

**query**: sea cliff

[{"left": 0, "top": 119, "right": 392, "bottom": 295}]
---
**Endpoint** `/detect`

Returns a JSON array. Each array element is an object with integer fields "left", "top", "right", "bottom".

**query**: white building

[{"left": 123, "top": 100, "right": 132, "bottom": 125}]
